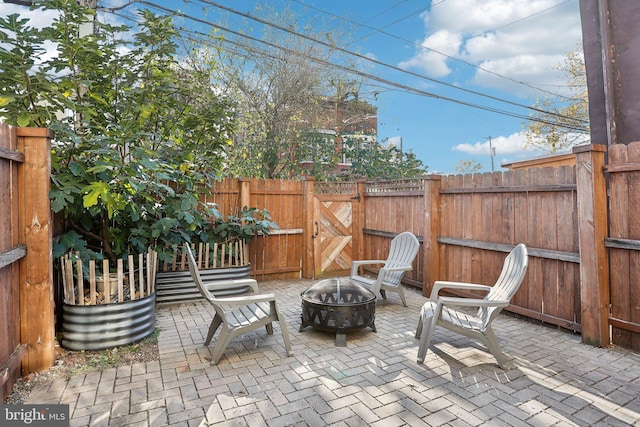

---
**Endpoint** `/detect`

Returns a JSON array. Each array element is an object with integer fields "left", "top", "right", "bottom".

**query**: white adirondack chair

[
  {"left": 415, "top": 243, "right": 528, "bottom": 368},
  {"left": 350, "top": 231, "right": 420, "bottom": 306},
  {"left": 184, "top": 243, "right": 292, "bottom": 365}
]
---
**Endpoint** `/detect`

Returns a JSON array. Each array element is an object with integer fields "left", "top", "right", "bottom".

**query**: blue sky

[{"left": 1, "top": 0, "right": 584, "bottom": 173}]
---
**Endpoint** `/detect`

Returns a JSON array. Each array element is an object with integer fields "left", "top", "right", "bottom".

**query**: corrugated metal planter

[
  {"left": 61, "top": 293, "right": 156, "bottom": 351},
  {"left": 58, "top": 250, "right": 158, "bottom": 351},
  {"left": 155, "top": 264, "right": 251, "bottom": 304}
]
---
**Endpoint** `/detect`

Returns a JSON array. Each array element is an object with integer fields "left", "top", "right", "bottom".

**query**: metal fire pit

[{"left": 299, "top": 278, "right": 376, "bottom": 346}]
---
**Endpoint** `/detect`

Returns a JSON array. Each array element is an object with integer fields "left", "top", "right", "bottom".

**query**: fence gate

[{"left": 312, "top": 182, "right": 360, "bottom": 277}]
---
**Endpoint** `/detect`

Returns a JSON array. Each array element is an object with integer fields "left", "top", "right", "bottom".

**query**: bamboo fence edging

[
  {"left": 60, "top": 250, "right": 157, "bottom": 306},
  {"left": 159, "top": 240, "right": 249, "bottom": 273}
]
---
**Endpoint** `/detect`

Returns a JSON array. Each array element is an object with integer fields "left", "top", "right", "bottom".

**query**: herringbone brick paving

[{"left": 26, "top": 279, "right": 640, "bottom": 426}]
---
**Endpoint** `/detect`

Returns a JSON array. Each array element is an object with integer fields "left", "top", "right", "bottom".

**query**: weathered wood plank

[
  {"left": 18, "top": 127, "right": 55, "bottom": 373},
  {"left": 0, "top": 245, "right": 27, "bottom": 270},
  {"left": 608, "top": 143, "right": 632, "bottom": 347}
]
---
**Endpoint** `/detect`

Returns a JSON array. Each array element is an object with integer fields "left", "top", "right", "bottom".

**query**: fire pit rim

[{"left": 300, "top": 277, "right": 376, "bottom": 306}]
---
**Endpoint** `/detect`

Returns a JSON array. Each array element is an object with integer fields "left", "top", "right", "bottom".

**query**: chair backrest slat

[
  {"left": 184, "top": 243, "right": 216, "bottom": 302},
  {"left": 384, "top": 232, "right": 420, "bottom": 285},
  {"left": 479, "top": 244, "right": 528, "bottom": 327}
]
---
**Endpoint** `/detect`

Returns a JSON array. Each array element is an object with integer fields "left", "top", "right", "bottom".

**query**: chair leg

[
  {"left": 397, "top": 286, "right": 407, "bottom": 307},
  {"left": 265, "top": 322, "right": 274, "bottom": 335},
  {"left": 483, "top": 328, "right": 508, "bottom": 368},
  {"left": 416, "top": 314, "right": 436, "bottom": 364},
  {"left": 380, "top": 289, "right": 387, "bottom": 300},
  {"left": 210, "top": 328, "right": 233, "bottom": 365},
  {"left": 277, "top": 316, "right": 293, "bottom": 357},
  {"left": 205, "top": 315, "right": 223, "bottom": 346}
]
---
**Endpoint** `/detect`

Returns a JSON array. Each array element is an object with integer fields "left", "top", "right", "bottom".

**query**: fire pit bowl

[{"left": 299, "top": 277, "right": 376, "bottom": 346}]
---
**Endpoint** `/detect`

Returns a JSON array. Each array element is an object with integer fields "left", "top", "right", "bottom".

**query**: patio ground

[{"left": 26, "top": 279, "right": 640, "bottom": 426}]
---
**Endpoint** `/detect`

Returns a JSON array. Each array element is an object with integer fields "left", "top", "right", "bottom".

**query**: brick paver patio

[{"left": 27, "top": 279, "right": 640, "bottom": 426}]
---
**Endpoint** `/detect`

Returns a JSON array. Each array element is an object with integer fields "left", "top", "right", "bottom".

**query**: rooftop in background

[{"left": 501, "top": 151, "right": 576, "bottom": 171}]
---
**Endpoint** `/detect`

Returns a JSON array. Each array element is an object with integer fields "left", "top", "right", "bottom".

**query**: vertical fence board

[
  {"left": 627, "top": 143, "right": 640, "bottom": 350},
  {"left": 0, "top": 124, "right": 22, "bottom": 400},
  {"left": 608, "top": 144, "right": 628, "bottom": 348}
]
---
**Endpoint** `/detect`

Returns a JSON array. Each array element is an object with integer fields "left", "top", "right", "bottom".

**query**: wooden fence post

[
  {"left": 574, "top": 144, "right": 610, "bottom": 347},
  {"left": 17, "top": 128, "right": 55, "bottom": 373},
  {"left": 238, "top": 177, "right": 251, "bottom": 209},
  {"left": 353, "top": 179, "right": 366, "bottom": 264},
  {"left": 301, "top": 177, "right": 315, "bottom": 279},
  {"left": 422, "top": 174, "right": 442, "bottom": 296}
]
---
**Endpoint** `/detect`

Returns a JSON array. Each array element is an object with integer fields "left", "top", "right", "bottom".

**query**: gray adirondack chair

[
  {"left": 184, "top": 243, "right": 292, "bottom": 365},
  {"left": 415, "top": 243, "right": 528, "bottom": 368},
  {"left": 350, "top": 231, "right": 420, "bottom": 306}
]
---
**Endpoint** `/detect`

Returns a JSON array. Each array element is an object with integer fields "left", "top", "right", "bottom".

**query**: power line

[
  {"left": 185, "top": 0, "right": 587, "bottom": 126},
  {"left": 128, "top": 1, "right": 587, "bottom": 133},
  {"left": 289, "top": 0, "right": 576, "bottom": 101},
  {"left": 105, "top": 1, "right": 588, "bottom": 132}
]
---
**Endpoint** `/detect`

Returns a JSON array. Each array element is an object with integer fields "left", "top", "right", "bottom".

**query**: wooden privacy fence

[
  {"left": 0, "top": 125, "right": 54, "bottom": 401},
  {"left": 201, "top": 178, "right": 305, "bottom": 280},
  {"left": 606, "top": 142, "right": 640, "bottom": 351},
  {"left": 431, "top": 165, "right": 581, "bottom": 332}
]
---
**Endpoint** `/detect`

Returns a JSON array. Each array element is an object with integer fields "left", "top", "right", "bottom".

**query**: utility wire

[
  {"left": 109, "top": 1, "right": 588, "bottom": 132},
  {"left": 188, "top": 0, "right": 586, "bottom": 125},
  {"left": 130, "top": 2, "right": 587, "bottom": 133},
  {"left": 289, "top": 0, "right": 576, "bottom": 101}
]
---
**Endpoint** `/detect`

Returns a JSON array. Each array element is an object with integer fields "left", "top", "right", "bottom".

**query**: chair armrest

[
  {"left": 214, "top": 293, "right": 277, "bottom": 307},
  {"left": 204, "top": 279, "right": 259, "bottom": 293},
  {"left": 380, "top": 265, "right": 412, "bottom": 273},
  {"left": 438, "top": 296, "right": 510, "bottom": 308},
  {"left": 350, "top": 260, "right": 386, "bottom": 276},
  {"left": 429, "top": 280, "right": 492, "bottom": 300}
]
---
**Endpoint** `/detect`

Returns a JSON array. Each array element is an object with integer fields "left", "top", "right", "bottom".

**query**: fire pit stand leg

[{"left": 336, "top": 327, "right": 347, "bottom": 347}]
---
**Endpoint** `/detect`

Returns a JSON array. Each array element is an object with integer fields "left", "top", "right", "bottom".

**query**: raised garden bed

[
  {"left": 155, "top": 241, "right": 252, "bottom": 304},
  {"left": 58, "top": 250, "right": 157, "bottom": 351}
]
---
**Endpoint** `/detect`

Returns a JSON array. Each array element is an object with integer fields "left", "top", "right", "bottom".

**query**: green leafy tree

[
  {"left": 210, "top": 4, "right": 338, "bottom": 179},
  {"left": 455, "top": 160, "right": 483, "bottom": 174},
  {"left": 524, "top": 47, "right": 590, "bottom": 152},
  {"left": 206, "top": 4, "right": 413, "bottom": 180},
  {"left": 0, "top": 0, "right": 235, "bottom": 262},
  {"left": 336, "top": 138, "right": 428, "bottom": 180}
]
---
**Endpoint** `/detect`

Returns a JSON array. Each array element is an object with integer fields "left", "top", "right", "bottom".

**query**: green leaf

[
  {"left": 68, "top": 162, "right": 84, "bottom": 176},
  {"left": 17, "top": 114, "right": 31, "bottom": 127},
  {"left": 82, "top": 182, "right": 109, "bottom": 208},
  {"left": 0, "top": 95, "right": 13, "bottom": 107},
  {"left": 49, "top": 189, "right": 74, "bottom": 213}
]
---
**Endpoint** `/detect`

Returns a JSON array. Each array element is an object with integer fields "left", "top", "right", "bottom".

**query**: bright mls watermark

[{"left": 0, "top": 405, "right": 69, "bottom": 426}]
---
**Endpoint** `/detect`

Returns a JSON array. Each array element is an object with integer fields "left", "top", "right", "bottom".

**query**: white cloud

[
  {"left": 400, "top": 0, "right": 583, "bottom": 97},
  {"left": 0, "top": 3, "right": 59, "bottom": 28},
  {"left": 452, "top": 131, "right": 530, "bottom": 156},
  {"left": 398, "top": 30, "right": 462, "bottom": 77}
]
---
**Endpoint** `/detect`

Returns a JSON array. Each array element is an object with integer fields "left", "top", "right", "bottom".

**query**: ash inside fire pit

[{"left": 299, "top": 278, "right": 376, "bottom": 346}]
